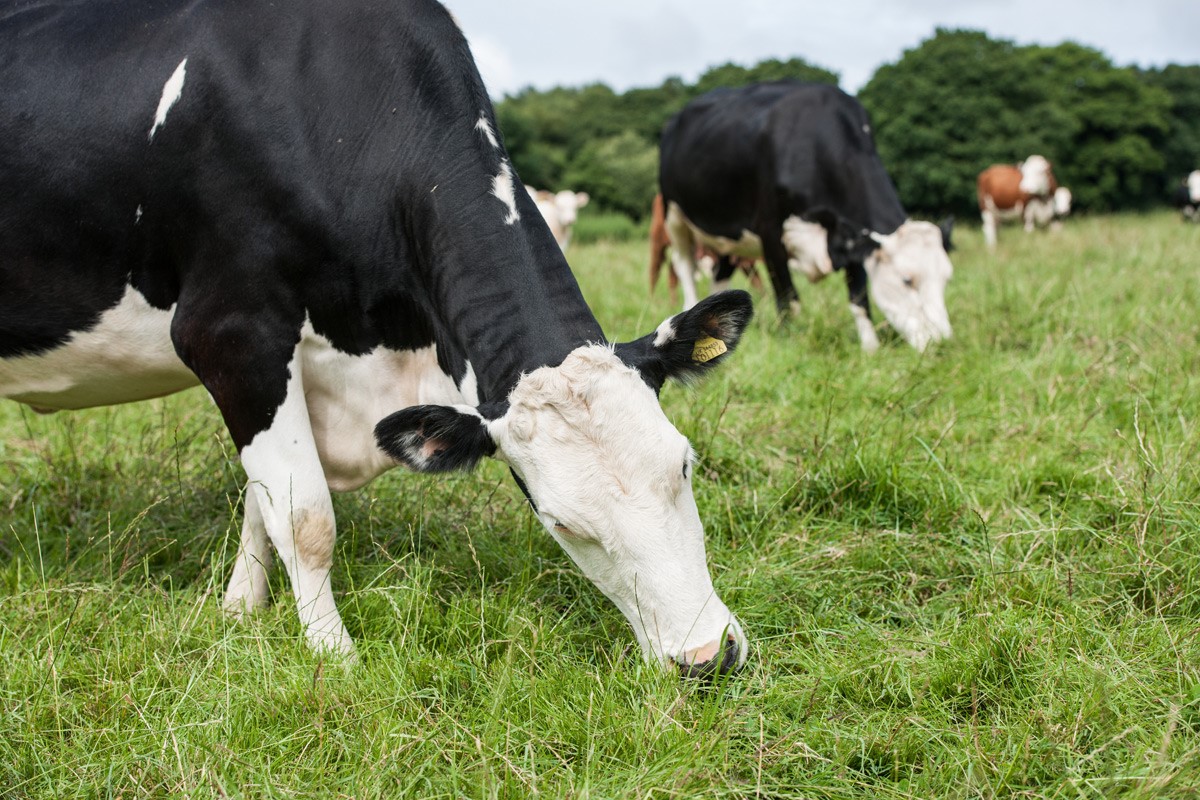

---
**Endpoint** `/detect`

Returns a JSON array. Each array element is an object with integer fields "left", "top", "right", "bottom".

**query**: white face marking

[
  {"left": 862, "top": 123, "right": 871, "bottom": 134},
  {"left": 491, "top": 160, "right": 520, "bottom": 225},
  {"left": 0, "top": 285, "right": 198, "bottom": 409},
  {"left": 489, "top": 345, "right": 746, "bottom": 668},
  {"left": 475, "top": 113, "right": 499, "bottom": 149},
  {"left": 148, "top": 58, "right": 187, "bottom": 141},
  {"left": 1018, "top": 155, "right": 1052, "bottom": 196},
  {"left": 298, "top": 328, "right": 471, "bottom": 492},
  {"left": 1187, "top": 170, "right": 1200, "bottom": 203},
  {"left": 781, "top": 215, "right": 833, "bottom": 283},
  {"left": 864, "top": 220, "right": 953, "bottom": 351},
  {"left": 134, "top": 205, "right": 143, "bottom": 224}
]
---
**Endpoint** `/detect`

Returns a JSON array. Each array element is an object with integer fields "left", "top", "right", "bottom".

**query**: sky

[{"left": 445, "top": 0, "right": 1200, "bottom": 98}]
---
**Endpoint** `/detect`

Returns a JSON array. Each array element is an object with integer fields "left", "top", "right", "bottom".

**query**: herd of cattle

[{"left": 0, "top": 0, "right": 1196, "bottom": 679}]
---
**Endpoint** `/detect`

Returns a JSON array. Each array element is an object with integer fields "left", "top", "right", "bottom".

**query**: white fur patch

[
  {"left": 148, "top": 58, "right": 187, "bottom": 141},
  {"left": 1188, "top": 170, "right": 1200, "bottom": 204},
  {"left": 653, "top": 318, "right": 676, "bottom": 348},
  {"left": 0, "top": 285, "right": 197, "bottom": 409},
  {"left": 781, "top": 215, "right": 833, "bottom": 283},
  {"left": 491, "top": 160, "right": 520, "bottom": 225},
  {"left": 475, "top": 113, "right": 499, "bottom": 149},
  {"left": 297, "top": 328, "right": 472, "bottom": 492},
  {"left": 458, "top": 361, "right": 480, "bottom": 407}
]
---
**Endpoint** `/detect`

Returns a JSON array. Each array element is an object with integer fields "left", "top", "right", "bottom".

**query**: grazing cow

[
  {"left": 1173, "top": 171, "right": 1200, "bottom": 221},
  {"left": 659, "top": 82, "right": 953, "bottom": 352},
  {"left": 0, "top": 0, "right": 753, "bottom": 677},
  {"left": 527, "top": 187, "right": 590, "bottom": 250},
  {"left": 977, "top": 156, "right": 1069, "bottom": 248},
  {"left": 649, "top": 193, "right": 763, "bottom": 305}
]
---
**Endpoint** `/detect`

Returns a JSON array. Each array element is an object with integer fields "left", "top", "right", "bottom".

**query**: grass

[{"left": 3, "top": 212, "right": 1200, "bottom": 798}]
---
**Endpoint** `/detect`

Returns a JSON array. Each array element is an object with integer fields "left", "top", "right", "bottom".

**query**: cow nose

[{"left": 676, "top": 634, "right": 743, "bottom": 681}]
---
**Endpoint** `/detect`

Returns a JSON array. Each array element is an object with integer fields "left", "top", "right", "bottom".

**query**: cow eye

[
  {"left": 682, "top": 461, "right": 690, "bottom": 479},
  {"left": 902, "top": 276, "right": 916, "bottom": 288}
]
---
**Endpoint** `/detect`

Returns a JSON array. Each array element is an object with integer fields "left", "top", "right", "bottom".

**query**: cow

[
  {"left": 658, "top": 81, "right": 953, "bottom": 353},
  {"left": 938, "top": 216, "right": 956, "bottom": 253},
  {"left": 977, "top": 156, "right": 1070, "bottom": 248},
  {"left": 0, "top": 0, "right": 753, "bottom": 678},
  {"left": 649, "top": 193, "right": 764, "bottom": 305},
  {"left": 1173, "top": 170, "right": 1200, "bottom": 221},
  {"left": 527, "top": 187, "right": 590, "bottom": 250}
]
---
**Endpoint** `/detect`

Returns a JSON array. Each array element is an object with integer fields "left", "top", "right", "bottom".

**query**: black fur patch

[
  {"left": 375, "top": 405, "right": 496, "bottom": 473},
  {"left": 615, "top": 290, "right": 753, "bottom": 393}
]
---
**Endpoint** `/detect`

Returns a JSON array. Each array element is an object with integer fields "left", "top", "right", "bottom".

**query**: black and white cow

[
  {"left": 659, "top": 81, "right": 953, "bottom": 352},
  {"left": 1173, "top": 170, "right": 1200, "bottom": 221},
  {"left": 0, "top": 0, "right": 753, "bottom": 677}
]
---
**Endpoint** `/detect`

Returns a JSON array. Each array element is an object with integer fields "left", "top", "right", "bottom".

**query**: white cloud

[{"left": 448, "top": 0, "right": 1200, "bottom": 98}]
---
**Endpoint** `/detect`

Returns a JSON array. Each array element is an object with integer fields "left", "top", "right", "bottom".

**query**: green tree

[
  {"left": 562, "top": 131, "right": 659, "bottom": 220},
  {"left": 860, "top": 29, "right": 1172, "bottom": 214},
  {"left": 694, "top": 57, "right": 838, "bottom": 94},
  {"left": 1140, "top": 64, "right": 1200, "bottom": 191}
]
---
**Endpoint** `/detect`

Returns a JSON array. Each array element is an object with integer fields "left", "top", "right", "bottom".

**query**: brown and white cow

[
  {"left": 648, "top": 193, "right": 764, "bottom": 305},
  {"left": 977, "top": 155, "right": 1071, "bottom": 249},
  {"left": 527, "top": 186, "right": 590, "bottom": 251}
]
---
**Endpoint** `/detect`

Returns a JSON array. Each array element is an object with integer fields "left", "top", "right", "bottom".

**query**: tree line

[{"left": 494, "top": 29, "right": 1200, "bottom": 220}]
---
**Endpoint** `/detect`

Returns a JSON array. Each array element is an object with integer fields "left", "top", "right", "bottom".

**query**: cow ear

[
  {"left": 615, "top": 290, "right": 753, "bottom": 393},
  {"left": 375, "top": 405, "right": 496, "bottom": 473},
  {"left": 576, "top": 192, "right": 590, "bottom": 208}
]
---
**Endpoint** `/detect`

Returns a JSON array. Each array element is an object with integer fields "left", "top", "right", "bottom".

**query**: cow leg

[
  {"left": 237, "top": 355, "right": 352, "bottom": 657},
  {"left": 845, "top": 262, "right": 879, "bottom": 353},
  {"left": 664, "top": 204, "right": 701, "bottom": 310},
  {"left": 222, "top": 487, "right": 272, "bottom": 617},
  {"left": 761, "top": 235, "right": 800, "bottom": 317},
  {"left": 981, "top": 208, "right": 998, "bottom": 250},
  {"left": 173, "top": 309, "right": 353, "bottom": 657}
]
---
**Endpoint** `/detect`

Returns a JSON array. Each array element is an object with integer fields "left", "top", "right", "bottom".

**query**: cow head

[
  {"left": 375, "top": 291, "right": 754, "bottom": 679},
  {"left": 553, "top": 190, "right": 589, "bottom": 228},
  {"left": 1053, "top": 186, "right": 1072, "bottom": 217},
  {"left": 1018, "top": 155, "right": 1054, "bottom": 197},
  {"left": 865, "top": 220, "right": 953, "bottom": 352}
]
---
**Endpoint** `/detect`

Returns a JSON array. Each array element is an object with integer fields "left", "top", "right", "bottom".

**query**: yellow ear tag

[{"left": 692, "top": 335, "right": 728, "bottom": 363}]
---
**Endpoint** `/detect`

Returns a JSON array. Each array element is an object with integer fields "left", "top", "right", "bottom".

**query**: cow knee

[{"left": 291, "top": 508, "right": 337, "bottom": 571}]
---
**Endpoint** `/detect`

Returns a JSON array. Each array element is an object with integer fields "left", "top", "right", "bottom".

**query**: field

[{"left": 2, "top": 213, "right": 1200, "bottom": 798}]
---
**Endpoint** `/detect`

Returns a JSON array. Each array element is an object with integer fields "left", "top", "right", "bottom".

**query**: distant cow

[
  {"left": 0, "top": 0, "right": 753, "bottom": 676},
  {"left": 1173, "top": 171, "right": 1200, "bottom": 221},
  {"left": 977, "top": 156, "right": 1070, "bottom": 248},
  {"left": 527, "top": 187, "right": 590, "bottom": 250},
  {"left": 659, "top": 81, "right": 953, "bottom": 352},
  {"left": 649, "top": 193, "right": 763, "bottom": 304}
]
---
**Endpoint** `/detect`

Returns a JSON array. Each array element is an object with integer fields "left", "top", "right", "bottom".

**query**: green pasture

[{"left": 2, "top": 213, "right": 1199, "bottom": 798}]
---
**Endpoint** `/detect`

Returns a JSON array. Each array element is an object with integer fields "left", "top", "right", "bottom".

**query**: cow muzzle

[{"left": 675, "top": 631, "right": 746, "bottom": 680}]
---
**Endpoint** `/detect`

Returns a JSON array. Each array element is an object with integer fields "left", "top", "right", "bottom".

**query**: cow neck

[{"left": 426, "top": 203, "right": 605, "bottom": 405}]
